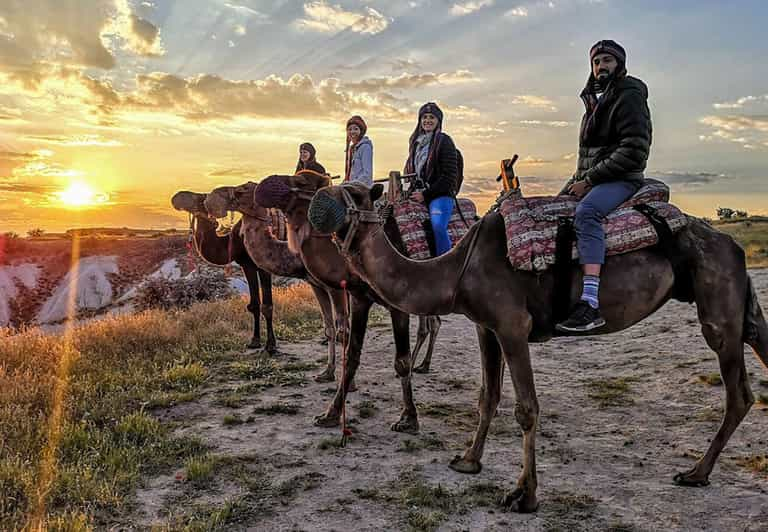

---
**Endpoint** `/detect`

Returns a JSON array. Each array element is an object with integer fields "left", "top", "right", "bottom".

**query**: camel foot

[
  {"left": 313, "top": 412, "right": 341, "bottom": 428},
  {"left": 390, "top": 415, "right": 419, "bottom": 434},
  {"left": 449, "top": 455, "right": 482, "bottom": 475},
  {"left": 313, "top": 369, "right": 336, "bottom": 383},
  {"left": 246, "top": 339, "right": 261, "bottom": 350},
  {"left": 346, "top": 379, "right": 358, "bottom": 393},
  {"left": 413, "top": 363, "right": 431, "bottom": 374},
  {"left": 673, "top": 470, "right": 710, "bottom": 487},
  {"left": 265, "top": 341, "right": 278, "bottom": 355},
  {"left": 500, "top": 487, "right": 539, "bottom": 513}
]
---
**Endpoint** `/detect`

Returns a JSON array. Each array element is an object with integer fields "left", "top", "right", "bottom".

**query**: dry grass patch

[
  {"left": 0, "top": 286, "right": 322, "bottom": 529},
  {"left": 586, "top": 377, "right": 637, "bottom": 407}
]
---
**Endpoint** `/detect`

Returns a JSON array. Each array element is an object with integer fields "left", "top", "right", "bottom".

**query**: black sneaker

[{"left": 556, "top": 301, "right": 606, "bottom": 333}]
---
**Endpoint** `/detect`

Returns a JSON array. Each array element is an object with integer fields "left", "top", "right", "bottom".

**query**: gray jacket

[{"left": 347, "top": 136, "right": 373, "bottom": 186}]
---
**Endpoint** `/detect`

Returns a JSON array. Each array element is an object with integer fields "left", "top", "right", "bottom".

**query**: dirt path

[{"left": 133, "top": 270, "right": 768, "bottom": 531}]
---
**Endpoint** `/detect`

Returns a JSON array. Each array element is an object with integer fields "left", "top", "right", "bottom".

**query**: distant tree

[
  {"left": 735, "top": 210, "right": 748, "bottom": 218},
  {"left": 3, "top": 231, "right": 19, "bottom": 239},
  {"left": 27, "top": 228, "right": 45, "bottom": 238}
]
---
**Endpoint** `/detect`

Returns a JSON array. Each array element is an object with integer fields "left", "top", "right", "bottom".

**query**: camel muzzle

[{"left": 308, "top": 191, "right": 348, "bottom": 234}]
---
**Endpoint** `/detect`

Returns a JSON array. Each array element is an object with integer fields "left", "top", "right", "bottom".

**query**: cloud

[
  {"left": 519, "top": 155, "right": 551, "bottom": 165},
  {"left": 0, "top": 181, "right": 57, "bottom": 195},
  {"left": 389, "top": 58, "right": 422, "bottom": 73},
  {"left": 450, "top": 0, "right": 494, "bottom": 16},
  {"left": 519, "top": 119, "right": 572, "bottom": 127},
  {"left": 206, "top": 167, "right": 261, "bottom": 179},
  {"left": 505, "top": 6, "right": 529, "bottom": 17},
  {"left": 344, "top": 70, "right": 481, "bottom": 91},
  {"left": 22, "top": 134, "right": 125, "bottom": 147},
  {"left": 699, "top": 114, "right": 768, "bottom": 150},
  {"left": 649, "top": 171, "right": 729, "bottom": 188},
  {"left": 509, "top": 95, "right": 558, "bottom": 111},
  {"left": 296, "top": 2, "right": 391, "bottom": 35},
  {"left": 0, "top": 0, "right": 164, "bottom": 85},
  {"left": 712, "top": 95, "right": 768, "bottom": 110}
]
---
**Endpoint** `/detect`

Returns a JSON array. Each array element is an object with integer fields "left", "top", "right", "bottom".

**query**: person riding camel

[
  {"left": 295, "top": 142, "right": 327, "bottom": 175},
  {"left": 344, "top": 115, "right": 373, "bottom": 186},
  {"left": 405, "top": 102, "right": 460, "bottom": 256},
  {"left": 556, "top": 39, "right": 653, "bottom": 333}
]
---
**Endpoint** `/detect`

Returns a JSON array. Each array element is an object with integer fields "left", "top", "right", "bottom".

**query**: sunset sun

[{"left": 56, "top": 181, "right": 108, "bottom": 208}]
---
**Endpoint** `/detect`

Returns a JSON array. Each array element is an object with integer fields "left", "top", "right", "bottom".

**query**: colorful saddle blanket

[
  {"left": 500, "top": 180, "right": 687, "bottom": 271},
  {"left": 268, "top": 209, "right": 287, "bottom": 241},
  {"left": 394, "top": 198, "right": 478, "bottom": 260}
]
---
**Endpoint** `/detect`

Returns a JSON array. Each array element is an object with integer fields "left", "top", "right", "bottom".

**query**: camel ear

[{"left": 370, "top": 183, "right": 384, "bottom": 202}]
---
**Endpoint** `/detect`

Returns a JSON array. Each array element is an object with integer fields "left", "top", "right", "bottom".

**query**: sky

[{"left": 0, "top": 0, "right": 766, "bottom": 233}]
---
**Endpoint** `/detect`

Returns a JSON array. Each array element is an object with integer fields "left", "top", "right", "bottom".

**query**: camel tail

[{"left": 744, "top": 274, "right": 768, "bottom": 371}]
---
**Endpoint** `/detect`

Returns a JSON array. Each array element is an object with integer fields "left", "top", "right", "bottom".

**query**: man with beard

[{"left": 556, "top": 40, "right": 653, "bottom": 333}]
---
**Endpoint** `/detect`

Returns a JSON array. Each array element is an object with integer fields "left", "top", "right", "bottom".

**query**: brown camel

[
  {"left": 205, "top": 175, "right": 440, "bottom": 434},
  {"left": 309, "top": 181, "right": 768, "bottom": 512},
  {"left": 201, "top": 187, "right": 349, "bottom": 383},
  {"left": 171, "top": 191, "right": 276, "bottom": 352}
]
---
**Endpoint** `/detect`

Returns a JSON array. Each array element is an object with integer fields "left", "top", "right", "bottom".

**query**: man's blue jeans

[
  {"left": 429, "top": 196, "right": 454, "bottom": 256},
  {"left": 575, "top": 181, "right": 639, "bottom": 265}
]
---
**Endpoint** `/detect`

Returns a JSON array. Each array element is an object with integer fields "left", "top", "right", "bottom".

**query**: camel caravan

[{"left": 171, "top": 41, "right": 768, "bottom": 512}]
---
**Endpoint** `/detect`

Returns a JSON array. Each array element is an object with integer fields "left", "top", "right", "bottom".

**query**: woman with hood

[
  {"left": 344, "top": 115, "right": 373, "bottom": 186},
  {"left": 295, "top": 142, "right": 327, "bottom": 175},
  {"left": 404, "top": 102, "right": 459, "bottom": 256}
]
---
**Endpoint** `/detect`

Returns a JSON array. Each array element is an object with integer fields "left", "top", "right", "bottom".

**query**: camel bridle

[{"left": 333, "top": 186, "right": 382, "bottom": 256}]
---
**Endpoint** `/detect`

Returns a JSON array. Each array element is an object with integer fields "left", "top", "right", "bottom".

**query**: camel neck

[
  {"left": 240, "top": 215, "right": 306, "bottom": 278},
  {"left": 352, "top": 223, "right": 470, "bottom": 315},
  {"left": 192, "top": 215, "right": 233, "bottom": 266}
]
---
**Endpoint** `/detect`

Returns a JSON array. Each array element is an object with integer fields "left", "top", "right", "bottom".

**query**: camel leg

[
  {"left": 449, "top": 325, "right": 503, "bottom": 475},
  {"left": 314, "top": 295, "right": 372, "bottom": 427},
  {"left": 496, "top": 323, "right": 540, "bottom": 513},
  {"left": 241, "top": 261, "right": 262, "bottom": 350},
  {"left": 673, "top": 253, "right": 755, "bottom": 486},
  {"left": 308, "top": 284, "right": 337, "bottom": 383},
  {"left": 257, "top": 269, "right": 277, "bottom": 354},
  {"left": 410, "top": 316, "right": 429, "bottom": 373},
  {"left": 413, "top": 316, "right": 441, "bottom": 374},
  {"left": 674, "top": 324, "right": 753, "bottom": 486},
  {"left": 390, "top": 309, "right": 419, "bottom": 434}
]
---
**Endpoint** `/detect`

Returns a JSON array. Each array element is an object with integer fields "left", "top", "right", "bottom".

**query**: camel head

[
  {"left": 308, "top": 182, "right": 384, "bottom": 236},
  {"left": 204, "top": 182, "right": 269, "bottom": 220},
  {"left": 171, "top": 191, "right": 209, "bottom": 217}
]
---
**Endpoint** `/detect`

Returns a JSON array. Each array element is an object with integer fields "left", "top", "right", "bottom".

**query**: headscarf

[{"left": 344, "top": 115, "right": 368, "bottom": 181}]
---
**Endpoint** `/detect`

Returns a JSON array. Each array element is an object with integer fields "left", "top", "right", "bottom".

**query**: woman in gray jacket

[{"left": 344, "top": 115, "right": 373, "bottom": 186}]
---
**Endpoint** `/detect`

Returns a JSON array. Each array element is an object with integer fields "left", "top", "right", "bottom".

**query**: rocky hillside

[{"left": 0, "top": 231, "right": 250, "bottom": 329}]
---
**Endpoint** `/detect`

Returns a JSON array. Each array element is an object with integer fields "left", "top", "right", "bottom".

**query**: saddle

[
  {"left": 500, "top": 179, "right": 687, "bottom": 271},
  {"left": 393, "top": 198, "right": 478, "bottom": 260}
]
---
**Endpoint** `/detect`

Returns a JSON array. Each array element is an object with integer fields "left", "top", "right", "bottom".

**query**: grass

[
  {"left": 0, "top": 285, "right": 323, "bottom": 529},
  {"left": 184, "top": 454, "right": 217, "bottom": 487},
  {"left": 698, "top": 372, "right": 723, "bottom": 386},
  {"left": 586, "top": 377, "right": 637, "bottom": 407},
  {"left": 756, "top": 393, "right": 768, "bottom": 406},
  {"left": 735, "top": 454, "right": 768, "bottom": 477},
  {"left": 397, "top": 434, "right": 446, "bottom": 453},
  {"left": 357, "top": 400, "right": 377, "bottom": 419},
  {"left": 252, "top": 402, "right": 300, "bottom": 416},
  {"left": 713, "top": 216, "right": 768, "bottom": 268}
]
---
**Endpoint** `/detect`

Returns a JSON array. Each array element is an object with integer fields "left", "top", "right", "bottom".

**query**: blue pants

[
  {"left": 575, "top": 181, "right": 639, "bottom": 265},
  {"left": 429, "top": 196, "right": 454, "bottom": 256}
]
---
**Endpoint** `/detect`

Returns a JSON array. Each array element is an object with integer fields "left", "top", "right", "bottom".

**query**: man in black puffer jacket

[{"left": 556, "top": 40, "right": 653, "bottom": 333}]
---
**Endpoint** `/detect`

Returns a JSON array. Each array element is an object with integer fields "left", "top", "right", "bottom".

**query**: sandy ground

[{"left": 132, "top": 269, "right": 768, "bottom": 531}]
